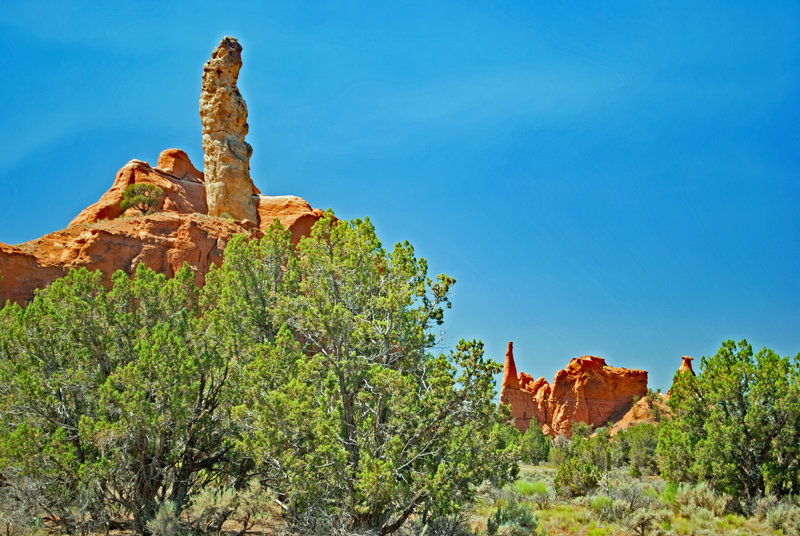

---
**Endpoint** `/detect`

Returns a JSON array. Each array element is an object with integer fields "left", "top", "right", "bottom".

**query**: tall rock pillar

[
  {"left": 499, "top": 341, "right": 537, "bottom": 433},
  {"left": 200, "top": 36, "right": 258, "bottom": 222}
]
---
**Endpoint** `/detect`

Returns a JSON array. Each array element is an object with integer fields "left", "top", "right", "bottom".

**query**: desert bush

[
  {"left": 624, "top": 508, "right": 669, "bottom": 536},
  {"left": 406, "top": 513, "right": 473, "bottom": 536},
  {"left": 184, "top": 482, "right": 274, "bottom": 535},
  {"left": 765, "top": 501, "right": 800, "bottom": 535},
  {"left": 518, "top": 480, "right": 550, "bottom": 510},
  {"left": 120, "top": 183, "right": 164, "bottom": 215},
  {"left": 475, "top": 481, "right": 503, "bottom": 505},
  {"left": 588, "top": 495, "right": 616, "bottom": 522},
  {"left": 147, "top": 502, "right": 185, "bottom": 536},
  {"left": 519, "top": 424, "right": 551, "bottom": 464},
  {"left": 673, "top": 482, "right": 729, "bottom": 518},
  {"left": 587, "top": 479, "right": 668, "bottom": 536},
  {"left": 554, "top": 456, "right": 599, "bottom": 498},
  {"left": 494, "top": 521, "right": 527, "bottom": 536},
  {"left": 486, "top": 500, "right": 544, "bottom": 536},
  {"left": 753, "top": 493, "right": 780, "bottom": 519}
]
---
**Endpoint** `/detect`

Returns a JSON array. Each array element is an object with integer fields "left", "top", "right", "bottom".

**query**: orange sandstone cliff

[
  {"left": 499, "top": 342, "right": 648, "bottom": 437},
  {"left": 0, "top": 149, "right": 323, "bottom": 304}
]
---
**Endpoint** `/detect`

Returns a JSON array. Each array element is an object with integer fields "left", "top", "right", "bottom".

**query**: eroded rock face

[
  {"left": 499, "top": 342, "right": 648, "bottom": 437},
  {"left": 200, "top": 36, "right": 258, "bottom": 221},
  {"left": 0, "top": 152, "right": 323, "bottom": 305},
  {"left": 70, "top": 149, "right": 208, "bottom": 226},
  {"left": 608, "top": 393, "right": 668, "bottom": 435}
]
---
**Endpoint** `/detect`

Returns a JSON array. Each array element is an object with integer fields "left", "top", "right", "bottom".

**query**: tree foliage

[
  {"left": 657, "top": 339, "right": 800, "bottom": 508},
  {"left": 0, "top": 213, "right": 515, "bottom": 535},
  {"left": 519, "top": 423, "right": 550, "bottom": 465},
  {"left": 120, "top": 183, "right": 164, "bottom": 215}
]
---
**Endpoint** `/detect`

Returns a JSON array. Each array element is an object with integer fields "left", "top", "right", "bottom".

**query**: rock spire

[
  {"left": 678, "top": 356, "right": 695, "bottom": 375},
  {"left": 200, "top": 36, "right": 258, "bottom": 222},
  {"left": 502, "top": 342, "right": 520, "bottom": 389}
]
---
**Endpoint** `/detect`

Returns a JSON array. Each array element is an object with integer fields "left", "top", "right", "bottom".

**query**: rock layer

[
  {"left": 0, "top": 152, "right": 323, "bottom": 305},
  {"left": 200, "top": 36, "right": 258, "bottom": 221},
  {"left": 500, "top": 342, "right": 648, "bottom": 437}
]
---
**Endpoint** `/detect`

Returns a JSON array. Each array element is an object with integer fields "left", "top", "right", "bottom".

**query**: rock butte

[{"left": 499, "top": 341, "right": 649, "bottom": 437}]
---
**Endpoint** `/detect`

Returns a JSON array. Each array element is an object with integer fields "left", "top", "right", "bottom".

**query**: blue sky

[{"left": 1, "top": 2, "right": 798, "bottom": 390}]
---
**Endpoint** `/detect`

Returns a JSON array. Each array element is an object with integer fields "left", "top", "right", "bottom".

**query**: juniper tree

[
  {"left": 120, "top": 183, "right": 163, "bottom": 215},
  {"left": 658, "top": 339, "right": 800, "bottom": 508}
]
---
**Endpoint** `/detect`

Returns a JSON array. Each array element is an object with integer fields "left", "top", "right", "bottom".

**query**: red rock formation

[
  {"left": 70, "top": 150, "right": 208, "bottom": 225},
  {"left": 499, "top": 342, "right": 648, "bottom": 437},
  {"left": 0, "top": 150, "right": 323, "bottom": 305},
  {"left": 502, "top": 342, "right": 520, "bottom": 389},
  {"left": 609, "top": 392, "right": 669, "bottom": 435},
  {"left": 678, "top": 356, "right": 695, "bottom": 375}
]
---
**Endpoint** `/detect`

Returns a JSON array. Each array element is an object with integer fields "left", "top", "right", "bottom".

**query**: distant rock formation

[
  {"left": 200, "top": 36, "right": 259, "bottom": 222},
  {"left": 0, "top": 150, "right": 323, "bottom": 305},
  {"left": 678, "top": 355, "right": 695, "bottom": 375},
  {"left": 499, "top": 342, "right": 648, "bottom": 437}
]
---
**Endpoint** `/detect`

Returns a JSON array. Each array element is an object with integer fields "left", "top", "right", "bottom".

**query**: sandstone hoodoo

[
  {"left": 678, "top": 355, "right": 695, "bottom": 375},
  {"left": 500, "top": 342, "right": 648, "bottom": 437},
  {"left": 0, "top": 38, "right": 323, "bottom": 305},
  {"left": 200, "top": 36, "right": 259, "bottom": 222}
]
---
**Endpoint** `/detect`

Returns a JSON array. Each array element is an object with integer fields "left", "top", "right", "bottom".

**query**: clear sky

[{"left": 1, "top": 2, "right": 798, "bottom": 390}]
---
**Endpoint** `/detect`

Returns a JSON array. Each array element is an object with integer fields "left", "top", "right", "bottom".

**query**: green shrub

[
  {"left": 512, "top": 479, "right": 536, "bottom": 496},
  {"left": 412, "top": 513, "right": 473, "bottom": 536},
  {"left": 660, "top": 481, "right": 679, "bottom": 508},
  {"left": 766, "top": 501, "right": 800, "bottom": 535},
  {"left": 554, "top": 456, "right": 599, "bottom": 498},
  {"left": 486, "top": 500, "right": 544, "bottom": 536},
  {"left": 519, "top": 424, "right": 551, "bottom": 464},
  {"left": 147, "top": 502, "right": 185, "bottom": 536},
  {"left": 120, "top": 183, "right": 164, "bottom": 215},
  {"left": 528, "top": 481, "right": 551, "bottom": 510},
  {"left": 589, "top": 495, "right": 614, "bottom": 522},
  {"left": 674, "top": 482, "right": 729, "bottom": 518}
]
